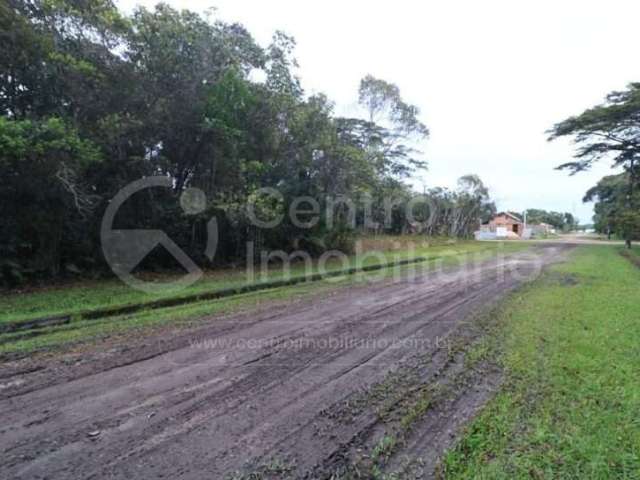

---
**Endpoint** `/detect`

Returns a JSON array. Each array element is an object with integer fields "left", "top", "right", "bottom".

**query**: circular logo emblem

[{"left": 101, "top": 176, "right": 217, "bottom": 294}]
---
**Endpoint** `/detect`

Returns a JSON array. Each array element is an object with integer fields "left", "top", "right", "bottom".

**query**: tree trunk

[{"left": 626, "top": 158, "right": 635, "bottom": 250}]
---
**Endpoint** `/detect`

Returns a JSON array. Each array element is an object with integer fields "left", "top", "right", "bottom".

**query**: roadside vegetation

[
  {"left": 440, "top": 245, "right": 640, "bottom": 478},
  {"left": 1, "top": 0, "right": 500, "bottom": 289},
  {"left": 0, "top": 240, "right": 528, "bottom": 357},
  {"left": 0, "top": 239, "right": 508, "bottom": 325}
]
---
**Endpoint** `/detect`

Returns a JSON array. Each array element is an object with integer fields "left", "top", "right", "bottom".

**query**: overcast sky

[{"left": 118, "top": 0, "right": 640, "bottom": 223}]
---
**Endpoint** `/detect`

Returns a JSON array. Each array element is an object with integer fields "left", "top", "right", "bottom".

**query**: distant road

[
  {"left": 478, "top": 232, "right": 625, "bottom": 246},
  {"left": 531, "top": 233, "right": 625, "bottom": 246}
]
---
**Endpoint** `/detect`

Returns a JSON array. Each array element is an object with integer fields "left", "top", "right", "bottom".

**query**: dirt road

[
  {"left": 0, "top": 245, "right": 572, "bottom": 479},
  {"left": 530, "top": 232, "right": 625, "bottom": 246}
]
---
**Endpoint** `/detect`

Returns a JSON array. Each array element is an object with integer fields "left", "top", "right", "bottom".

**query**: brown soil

[{"left": 0, "top": 245, "right": 572, "bottom": 480}]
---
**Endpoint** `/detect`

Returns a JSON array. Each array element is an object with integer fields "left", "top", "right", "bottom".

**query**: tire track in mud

[{"left": 0, "top": 245, "right": 572, "bottom": 480}]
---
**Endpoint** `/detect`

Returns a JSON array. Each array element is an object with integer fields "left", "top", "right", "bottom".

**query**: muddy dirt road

[{"left": 0, "top": 245, "right": 572, "bottom": 479}]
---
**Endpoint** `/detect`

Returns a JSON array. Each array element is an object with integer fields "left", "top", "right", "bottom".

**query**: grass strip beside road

[
  {"left": 0, "top": 242, "right": 527, "bottom": 357},
  {"left": 0, "top": 256, "right": 430, "bottom": 334},
  {"left": 0, "top": 241, "right": 521, "bottom": 326},
  {"left": 440, "top": 245, "right": 640, "bottom": 478}
]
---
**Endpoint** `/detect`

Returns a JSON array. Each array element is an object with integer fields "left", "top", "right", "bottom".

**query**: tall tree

[
  {"left": 548, "top": 83, "right": 640, "bottom": 246},
  {"left": 125, "top": 4, "right": 264, "bottom": 192},
  {"left": 583, "top": 173, "right": 640, "bottom": 241},
  {"left": 357, "top": 75, "right": 429, "bottom": 176}
]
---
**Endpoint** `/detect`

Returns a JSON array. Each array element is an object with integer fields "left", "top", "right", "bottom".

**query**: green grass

[
  {"left": 627, "top": 244, "right": 640, "bottom": 257},
  {"left": 440, "top": 245, "right": 640, "bottom": 479},
  {"left": 0, "top": 240, "right": 520, "bottom": 325},
  {"left": 0, "top": 280, "right": 327, "bottom": 356},
  {"left": 0, "top": 241, "right": 527, "bottom": 356}
]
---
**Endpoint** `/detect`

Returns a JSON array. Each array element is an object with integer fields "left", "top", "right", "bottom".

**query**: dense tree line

[
  {"left": 0, "top": 0, "right": 493, "bottom": 285},
  {"left": 523, "top": 209, "right": 578, "bottom": 232}
]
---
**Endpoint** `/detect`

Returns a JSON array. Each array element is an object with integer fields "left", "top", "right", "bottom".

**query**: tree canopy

[
  {"left": 548, "top": 83, "right": 640, "bottom": 246},
  {"left": 582, "top": 173, "right": 640, "bottom": 241},
  {"left": 548, "top": 83, "right": 640, "bottom": 178},
  {"left": 0, "top": 0, "right": 495, "bottom": 285},
  {"left": 524, "top": 209, "right": 578, "bottom": 232}
]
